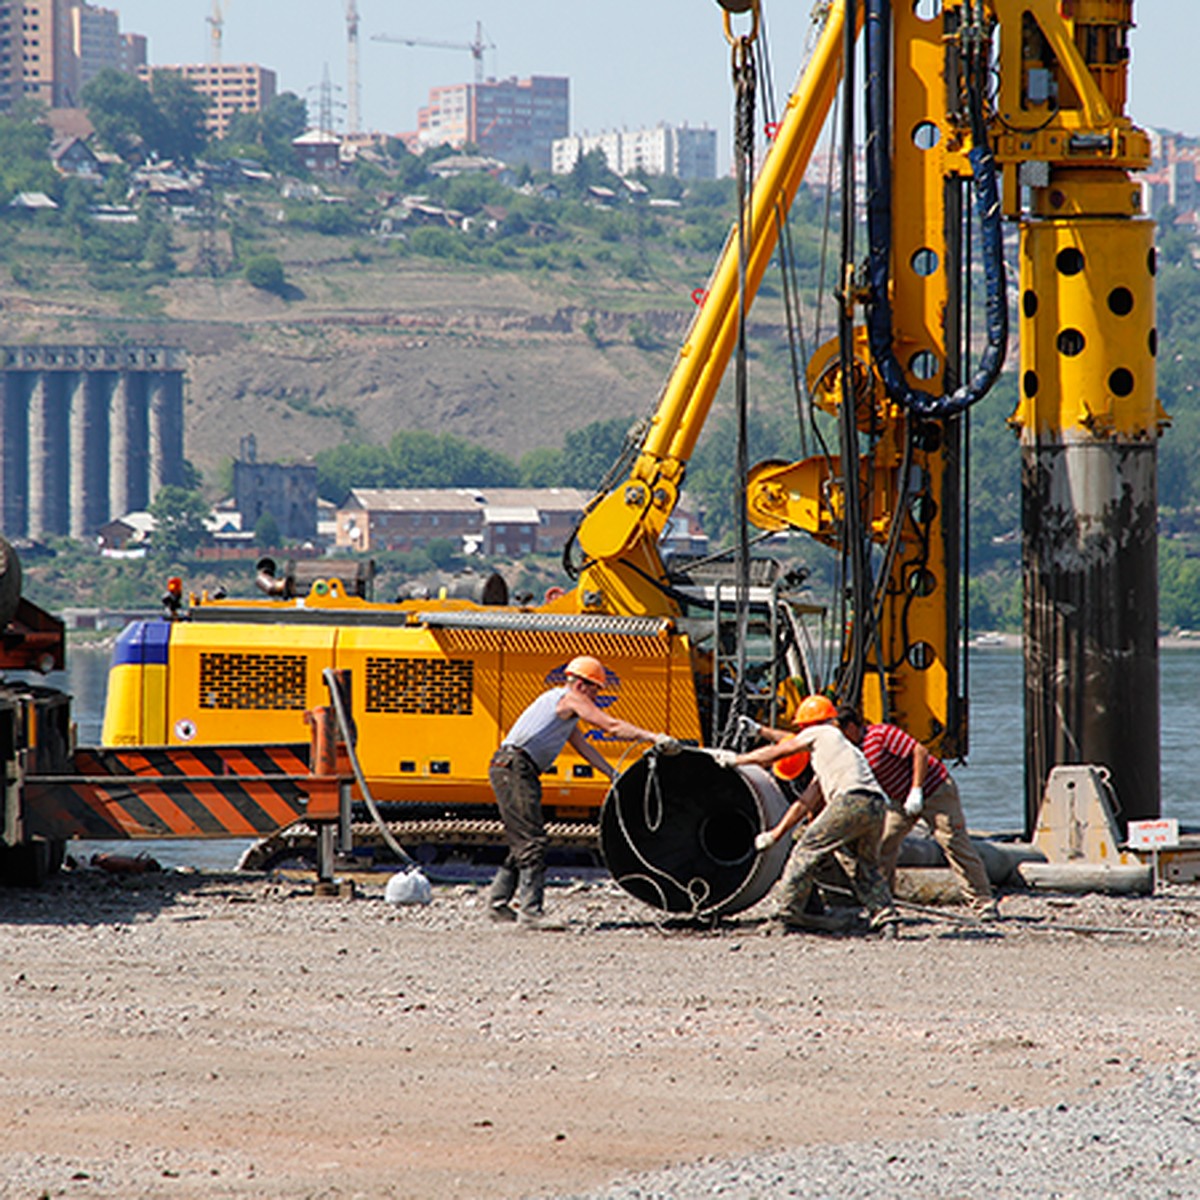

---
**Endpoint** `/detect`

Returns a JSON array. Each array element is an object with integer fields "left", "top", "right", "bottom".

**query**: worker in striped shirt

[{"left": 835, "top": 705, "right": 999, "bottom": 921}]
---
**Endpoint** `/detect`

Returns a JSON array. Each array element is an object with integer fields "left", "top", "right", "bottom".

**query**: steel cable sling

[{"left": 719, "top": 7, "right": 759, "bottom": 747}]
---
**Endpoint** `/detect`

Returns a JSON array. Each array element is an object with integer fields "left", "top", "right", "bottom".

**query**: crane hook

[{"left": 721, "top": 0, "right": 760, "bottom": 46}]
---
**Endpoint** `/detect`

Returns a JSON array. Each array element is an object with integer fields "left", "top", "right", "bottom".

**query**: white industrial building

[{"left": 551, "top": 124, "right": 717, "bottom": 181}]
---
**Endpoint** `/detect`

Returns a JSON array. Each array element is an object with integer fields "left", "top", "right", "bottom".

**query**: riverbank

[
  {"left": 1, "top": 865, "right": 1197, "bottom": 1199},
  {"left": 971, "top": 631, "right": 1200, "bottom": 650}
]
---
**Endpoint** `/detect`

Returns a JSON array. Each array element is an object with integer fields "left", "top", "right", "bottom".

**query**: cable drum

[{"left": 600, "top": 750, "right": 793, "bottom": 918}]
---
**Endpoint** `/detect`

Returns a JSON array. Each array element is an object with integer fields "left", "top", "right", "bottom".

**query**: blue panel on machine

[{"left": 110, "top": 620, "right": 172, "bottom": 668}]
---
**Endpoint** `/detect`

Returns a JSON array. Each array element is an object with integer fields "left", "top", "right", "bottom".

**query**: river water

[{"left": 27, "top": 643, "right": 1200, "bottom": 868}]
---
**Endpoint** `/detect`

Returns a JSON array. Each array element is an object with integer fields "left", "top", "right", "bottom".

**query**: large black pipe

[
  {"left": 600, "top": 749, "right": 791, "bottom": 918},
  {"left": 1022, "top": 443, "right": 1160, "bottom": 835}
]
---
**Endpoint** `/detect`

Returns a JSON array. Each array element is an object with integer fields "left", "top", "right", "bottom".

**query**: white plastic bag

[{"left": 384, "top": 868, "right": 432, "bottom": 906}]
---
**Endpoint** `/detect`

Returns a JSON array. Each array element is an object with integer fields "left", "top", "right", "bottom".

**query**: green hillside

[{"left": 2, "top": 93, "right": 1199, "bottom": 630}]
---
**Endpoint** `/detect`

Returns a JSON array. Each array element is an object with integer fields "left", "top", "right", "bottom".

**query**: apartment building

[
  {"left": 552, "top": 123, "right": 717, "bottom": 181},
  {"left": 68, "top": 0, "right": 119, "bottom": 94},
  {"left": 137, "top": 61, "right": 276, "bottom": 139},
  {"left": 415, "top": 75, "right": 569, "bottom": 171},
  {"left": 0, "top": 0, "right": 127, "bottom": 110}
]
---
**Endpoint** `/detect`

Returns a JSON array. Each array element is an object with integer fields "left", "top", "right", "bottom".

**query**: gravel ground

[
  {"left": 1, "top": 863, "right": 1198, "bottom": 1200},
  {"left": 549, "top": 1062, "right": 1200, "bottom": 1199}
]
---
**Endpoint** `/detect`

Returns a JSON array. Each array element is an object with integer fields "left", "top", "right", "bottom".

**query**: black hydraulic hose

[
  {"left": 835, "top": 0, "right": 871, "bottom": 708},
  {"left": 864, "top": 0, "right": 1007, "bottom": 419},
  {"left": 322, "top": 667, "right": 419, "bottom": 870}
]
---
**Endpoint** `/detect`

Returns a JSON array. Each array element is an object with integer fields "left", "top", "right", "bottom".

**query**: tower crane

[
  {"left": 371, "top": 20, "right": 494, "bottom": 85},
  {"left": 206, "top": 0, "right": 224, "bottom": 66},
  {"left": 345, "top": 0, "right": 361, "bottom": 135}
]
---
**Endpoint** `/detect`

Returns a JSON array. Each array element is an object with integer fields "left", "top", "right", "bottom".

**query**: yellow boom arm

[{"left": 567, "top": 0, "right": 849, "bottom": 618}]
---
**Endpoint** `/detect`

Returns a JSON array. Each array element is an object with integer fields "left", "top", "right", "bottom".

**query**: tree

[
  {"left": 244, "top": 253, "right": 286, "bottom": 295},
  {"left": 149, "top": 485, "right": 210, "bottom": 561},
  {"left": 569, "top": 148, "right": 618, "bottom": 196},
  {"left": 559, "top": 417, "right": 637, "bottom": 489},
  {"left": 519, "top": 446, "right": 564, "bottom": 486},
  {"left": 426, "top": 537, "right": 460, "bottom": 570},
  {"left": 222, "top": 93, "right": 307, "bottom": 174},
  {"left": 254, "top": 510, "right": 281, "bottom": 548},
  {"left": 0, "top": 106, "right": 56, "bottom": 203},
  {"left": 147, "top": 70, "right": 209, "bottom": 164},
  {"left": 82, "top": 67, "right": 209, "bottom": 164},
  {"left": 82, "top": 69, "right": 160, "bottom": 162},
  {"left": 261, "top": 92, "right": 307, "bottom": 146}
]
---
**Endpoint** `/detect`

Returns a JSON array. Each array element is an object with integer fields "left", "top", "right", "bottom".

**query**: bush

[{"left": 244, "top": 253, "right": 286, "bottom": 295}]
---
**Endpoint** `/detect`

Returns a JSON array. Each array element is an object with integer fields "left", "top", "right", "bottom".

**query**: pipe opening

[{"left": 698, "top": 808, "right": 757, "bottom": 866}]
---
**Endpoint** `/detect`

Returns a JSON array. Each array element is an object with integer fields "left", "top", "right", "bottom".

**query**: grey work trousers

[{"left": 489, "top": 747, "right": 548, "bottom": 874}]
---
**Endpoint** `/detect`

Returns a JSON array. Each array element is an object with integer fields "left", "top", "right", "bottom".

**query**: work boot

[
  {"left": 869, "top": 908, "right": 901, "bottom": 939},
  {"left": 487, "top": 864, "right": 518, "bottom": 923},
  {"left": 780, "top": 910, "right": 860, "bottom": 934},
  {"left": 516, "top": 865, "right": 566, "bottom": 929}
]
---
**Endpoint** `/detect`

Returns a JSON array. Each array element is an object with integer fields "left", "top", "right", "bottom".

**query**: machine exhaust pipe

[{"left": 600, "top": 749, "right": 791, "bottom": 918}]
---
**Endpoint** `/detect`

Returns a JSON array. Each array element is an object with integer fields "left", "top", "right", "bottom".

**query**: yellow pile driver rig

[{"left": 1, "top": 0, "right": 1167, "bottom": 900}]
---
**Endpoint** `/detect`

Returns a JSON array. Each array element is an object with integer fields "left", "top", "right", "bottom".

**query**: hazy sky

[{"left": 111, "top": 1, "right": 1197, "bottom": 160}]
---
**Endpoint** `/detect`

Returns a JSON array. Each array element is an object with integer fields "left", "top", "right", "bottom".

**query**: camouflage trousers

[{"left": 777, "top": 788, "right": 898, "bottom": 928}]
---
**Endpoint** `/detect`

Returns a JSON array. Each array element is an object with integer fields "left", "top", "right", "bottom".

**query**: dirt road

[{"left": 1, "top": 868, "right": 1197, "bottom": 1199}]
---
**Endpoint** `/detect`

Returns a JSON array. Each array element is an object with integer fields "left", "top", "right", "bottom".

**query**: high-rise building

[
  {"left": 0, "top": 0, "right": 141, "bottom": 112},
  {"left": 69, "top": 2, "right": 120, "bottom": 96},
  {"left": 119, "top": 32, "right": 145, "bottom": 74},
  {"left": 136, "top": 62, "right": 277, "bottom": 139},
  {"left": 416, "top": 75, "right": 568, "bottom": 171},
  {"left": 552, "top": 124, "right": 717, "bottom": 181},
  {"left": 17, "top": 0, "right": 67, "bottom": 107}
]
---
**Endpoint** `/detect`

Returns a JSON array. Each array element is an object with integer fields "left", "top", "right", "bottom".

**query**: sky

[{"left": 110, "top": 1, "right": 1198, "bottom": 163}]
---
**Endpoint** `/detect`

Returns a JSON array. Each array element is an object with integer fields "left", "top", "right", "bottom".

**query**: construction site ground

[{"left": 1, "top": 864, "right": 1198, "bottom": 1200}]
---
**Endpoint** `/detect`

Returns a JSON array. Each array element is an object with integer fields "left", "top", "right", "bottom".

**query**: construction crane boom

[
  {"left": 372, "top": 20, "right": 494, "bottom": 84},
  {"left": 206, "top": 0, "right": 224, "bottom": 66},
  {"left": 345, "top": 0, "right": 361, "bottom": 135}
]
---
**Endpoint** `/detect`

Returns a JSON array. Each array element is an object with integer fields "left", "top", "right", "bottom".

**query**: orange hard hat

[
  {"left": 792, "top": 694, "right": 836, "bottom": 728},
  {"left": 772, "top": 750, "right": 811, "bottom": 781},
  {"left": 564, "top": 655, "right": 606, "bottom": 687}
]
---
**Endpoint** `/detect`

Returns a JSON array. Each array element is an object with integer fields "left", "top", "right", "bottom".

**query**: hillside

[{"left": 3, "top": 249, "right": 704, "bottom": 479}]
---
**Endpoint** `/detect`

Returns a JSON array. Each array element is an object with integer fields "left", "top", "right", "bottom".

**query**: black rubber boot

[
  {"left": 488, "top": 864, "right": 518, "bottom": 922},
  {"left": 517, "top": 865, "right": 565, "bottom": 929}
]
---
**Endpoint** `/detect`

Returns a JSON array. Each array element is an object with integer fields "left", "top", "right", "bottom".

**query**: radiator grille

[
  {"left": 366, "top": 657, "right": 474, "bottom": 715},
  {"left": 198, "top": 652, "right": 308, "bottom": 710}
]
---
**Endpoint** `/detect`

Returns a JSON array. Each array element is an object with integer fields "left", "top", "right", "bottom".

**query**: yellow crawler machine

[{"left": 100, "top": 0, "right": 1161, "bottom": 866}]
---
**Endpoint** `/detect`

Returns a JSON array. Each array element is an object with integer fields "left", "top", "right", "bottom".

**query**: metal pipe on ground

[{"left": 600, "top": 748, "right": 790, "bottom": 918}]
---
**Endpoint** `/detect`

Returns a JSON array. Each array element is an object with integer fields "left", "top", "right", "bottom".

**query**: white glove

[
  {"left": 754, "top": 831, "right": 776, "bottom": 852},
  {"left": 708, "top": 748, "right": 739, "bottom": 768},
  {"left": 904, "top": 786, "right": 924, "bottom": 817},
  {"left": 653, "top": 734, "right": 682, "bottom": 755},
  {"left": 735, "top": 714, "right": 762, "bottom": 740}
]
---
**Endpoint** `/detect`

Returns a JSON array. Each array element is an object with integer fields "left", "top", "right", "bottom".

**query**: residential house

[
  {"left": 335, "top": 487, "right": 590, "bottom": 555},
  {"left": 50, "top": 135, "right": 101, "bottom": 179}
]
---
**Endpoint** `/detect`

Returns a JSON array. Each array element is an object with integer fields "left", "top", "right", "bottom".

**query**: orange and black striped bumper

[{"left": 23, "top": 743, "right": 347, "bottom": 842}]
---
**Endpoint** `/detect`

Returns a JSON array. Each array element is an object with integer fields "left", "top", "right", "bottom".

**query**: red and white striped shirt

[{"left": 860, "top": 723, "right": 949, "bottom": 806}]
